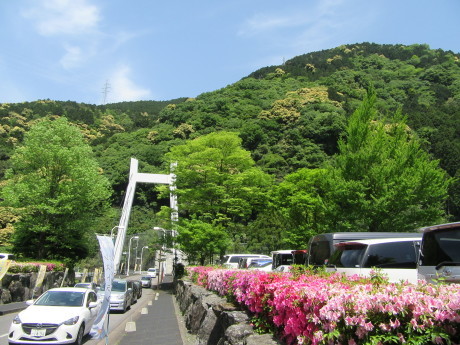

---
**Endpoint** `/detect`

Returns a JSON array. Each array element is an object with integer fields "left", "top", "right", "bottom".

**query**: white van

[
  {"left": 271, "top": 250, "right": 295, "bottom": 270},
  {"left": 221, "top": 254, "right": 270, "bottom": 269},
  {"left": 307, "top": 232, "right": 422, "bottom": 266},
  {"left": 326, "top": 237, "right": 421, "bottom": 283},
  {"left": 418, "top": 222, "right": 460, "bottom": 284}
]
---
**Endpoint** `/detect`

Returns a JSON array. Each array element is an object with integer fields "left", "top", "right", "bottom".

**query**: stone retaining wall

[
  {"left": 0, "top": 271, "right": 70, "bottom": 304},
  {"left": 175, "top": 279, "right": 282, "bottom": 345}
]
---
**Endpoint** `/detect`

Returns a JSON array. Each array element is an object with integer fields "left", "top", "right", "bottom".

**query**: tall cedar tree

[{"left": 326, "top": 87, "right": 450, "bottom": 232}]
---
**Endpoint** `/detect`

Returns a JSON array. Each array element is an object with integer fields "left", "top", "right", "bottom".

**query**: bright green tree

[
  {"left": 165, "top": 131, "right": 273, "bottom": 255},
  {"left": 165, "top": 131, "right": 273, "bottom": 225},
  {"left": 325, "top": 87, "right": 450, "bottom": 232},
  {"left": 176, "top": 219, "right": 230, "bottom": 265},
  {"left": 1, "top": 117, "right": 111, "bottom": 264},
  {"left": 268, "top": 168, "right": 329, "bottom": 248}
]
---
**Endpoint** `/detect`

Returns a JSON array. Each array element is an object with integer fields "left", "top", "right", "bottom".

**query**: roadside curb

[{"left": 0, "top": 302, "right": 28, "bottom": 316}]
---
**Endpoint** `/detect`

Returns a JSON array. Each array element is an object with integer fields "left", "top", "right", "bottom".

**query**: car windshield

[
  {"left": 420, "top": 228, "right": 460, "bottom": 266},
  {"left": 35, "top": 291, "right": 85, "bottom": 307},
  {"left": 111, "top": 281, "right": 127, "bottom": 292},
  {"left": 141, "top": 276, "right": 151, "bottom": 280}
]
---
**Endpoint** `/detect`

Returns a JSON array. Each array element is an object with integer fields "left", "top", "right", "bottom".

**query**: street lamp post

[
  {"left": 134, "top": 238, "right": 140, "bottom": 273},
  {"left": 126, "top": 235, "right": 139, "bottom": 276},
  {"left": 110, "top": 226, "right": 118, "bottom": 238},
  {"left": 122, "top": 251, "right": 127, "bottom": 276},
  {"left": 140, "top": 246, "right": 148, "bottom": 274},
  {"left": 153, "top": 227, "right": 166, "bottom": 289}
]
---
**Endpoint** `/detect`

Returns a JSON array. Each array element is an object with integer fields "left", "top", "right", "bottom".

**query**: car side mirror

[
  {"left": 88, "top": 301, "right": 98, "bottom": 309},
  {"left": 26, "top": 300, "right": 34, "bottom": 306}
]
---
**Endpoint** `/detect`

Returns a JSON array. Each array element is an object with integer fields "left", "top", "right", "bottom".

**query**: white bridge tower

[{"left": 113, "top": 158, "right": 178, "bottom": 273}]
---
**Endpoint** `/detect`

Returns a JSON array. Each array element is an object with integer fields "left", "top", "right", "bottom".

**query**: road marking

[{"left": 0, "top": 333, "right": 9, "bottom": 338}]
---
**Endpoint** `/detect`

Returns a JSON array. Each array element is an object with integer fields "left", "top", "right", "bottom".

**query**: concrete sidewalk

[{"left": 106, "top": 276, "right": 189, "bottom": 345}]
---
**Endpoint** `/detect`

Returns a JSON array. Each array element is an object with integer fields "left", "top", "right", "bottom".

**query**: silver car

[{"left": 98, "top": 279, "right": 133, "bottom": 313}]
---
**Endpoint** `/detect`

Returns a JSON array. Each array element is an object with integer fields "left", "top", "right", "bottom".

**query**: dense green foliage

[
  {"left": 0, "top": 43, "right": 459, "bottom": 262},
  {"left": 1, "top": 117, "right": 111, "bottom": 265},
  {"left": 325, "top": 87, "right": 449, "bottom": 232}
]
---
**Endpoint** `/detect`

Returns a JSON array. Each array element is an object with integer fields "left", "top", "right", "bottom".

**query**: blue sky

[{"left": 1, "top": 0, "right": 459, "bottom": 105}]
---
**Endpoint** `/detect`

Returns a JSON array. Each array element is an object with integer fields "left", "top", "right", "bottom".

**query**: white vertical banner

[
  {"left": 92, "top": 268, "right": 99, "bottom": 283},
  {"left": 60, "top": 267, "right": 69, "bottom": 287},
  {"left": 32, "top": 264, "right": 47, "bottom": 298},
  {"left": 0, "top": 260, "right": 12, "bottom": 281},
  {"left": 81, "top": 268, "right": 88, "bottom": 283},
  {"left": 91, "top": 235, "right": 115, "bottom": 340}
]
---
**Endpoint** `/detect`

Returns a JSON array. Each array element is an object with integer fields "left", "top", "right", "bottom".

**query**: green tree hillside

[
  {"left": 0, "top": 43, "right": 459, "bottom": 262},
  {"left": 1, "top": 117, "right": 111, "bottom": 265}
]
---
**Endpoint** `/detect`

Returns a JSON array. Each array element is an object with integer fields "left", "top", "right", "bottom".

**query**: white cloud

[
  {"left": 59, "top": 44, "right": 84, "bottom": 69},
  {"left": 237, "top": 0, "right": 351, "bottom": 38},
  {"left": 108, "top": 65, "right": 151, "bottom": 103},
  {"left": 238, "top": 0, "right": 368, "bottom": 55},
  {"left": 238, "top": 14, "right": 297, "bottom": 36},
  {"left": 22, "top": 0, "right": 100, "bottom": 36}
]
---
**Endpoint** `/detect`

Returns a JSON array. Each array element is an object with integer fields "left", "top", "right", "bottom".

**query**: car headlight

[
  {"left": 63, "top": 316, "right": 79, "bottom": 325},
  {"left": 12, "top": 315, "right": 21, "bottom": 324}
]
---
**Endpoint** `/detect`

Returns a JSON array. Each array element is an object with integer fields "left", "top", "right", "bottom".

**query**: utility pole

[{"left": 102, "top": 80, "right": 111, "bottom": 104}]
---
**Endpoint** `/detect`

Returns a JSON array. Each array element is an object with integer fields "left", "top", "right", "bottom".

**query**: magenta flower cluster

[
  {"left": 8, "top": 262, "right": 65, "bottom": 273},
  {"left": 188, "top": 267, "right": 460, "bottom": 344}
]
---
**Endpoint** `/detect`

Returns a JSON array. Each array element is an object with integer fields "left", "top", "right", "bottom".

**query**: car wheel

[{"left": 74, "top": 324, "right": 85, "bottom": 345}]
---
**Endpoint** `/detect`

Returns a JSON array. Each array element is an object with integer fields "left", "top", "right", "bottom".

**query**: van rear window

[
  {"left": 329, "top": 244, "right": 365, "bottom": 268},
  {"left": 420, "top": 228, "right": 460, "bottom": 266},
  {"left": 363, "top": 242, "right": 418, "bottom": 268},
  {"left": 309, "top": 241, "right": 330, "bottom": 265},
  {"left": 230, "top": 256, "right": 242, "bottom": 263},
  {"left": 330, "top": 242, "right": 418, "bottom": 268}
]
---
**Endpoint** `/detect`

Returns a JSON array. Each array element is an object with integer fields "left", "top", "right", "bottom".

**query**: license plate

[{"left": 31, "top": 328, "right": 46, "bottom": 337}]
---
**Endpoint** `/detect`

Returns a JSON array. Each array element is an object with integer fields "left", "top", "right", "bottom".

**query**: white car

[
  {"left": 146, "top": 268, "right": 157, "bottom": 278},
  {"left": 74, "top": 282, "right": 99, "bottom": 292},
  {"left": 9, "top": 287, "right": 100, "bottom": 345}
]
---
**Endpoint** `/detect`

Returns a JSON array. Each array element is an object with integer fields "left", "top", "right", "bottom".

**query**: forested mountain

[{"left": 1, "top": 42, "right": 460, "bottom": 260}]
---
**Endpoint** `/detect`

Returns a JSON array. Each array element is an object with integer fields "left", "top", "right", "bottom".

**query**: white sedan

[{"left": 8, "top": 287, "right": 100, "bottom": 345}]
